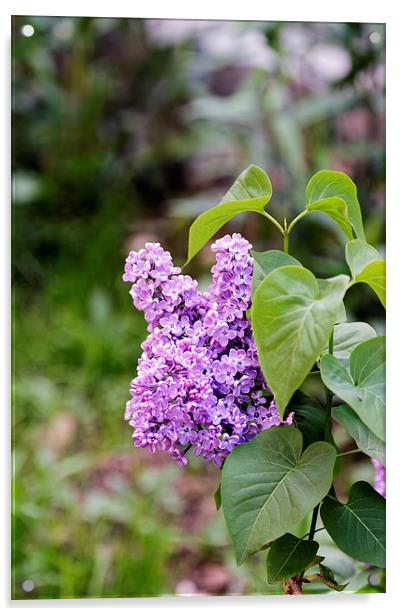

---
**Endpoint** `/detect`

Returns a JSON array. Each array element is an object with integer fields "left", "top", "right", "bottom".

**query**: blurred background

[{"left": 12, "top": 16, "right": 385, "bottom": 599}]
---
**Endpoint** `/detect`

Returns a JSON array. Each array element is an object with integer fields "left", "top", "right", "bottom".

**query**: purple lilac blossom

[
  {"left": 123, "top": 234, "right": 292, "bottom": 467},
  {"left": 372, "top": 459, "right": 386, "bottom": 497}
]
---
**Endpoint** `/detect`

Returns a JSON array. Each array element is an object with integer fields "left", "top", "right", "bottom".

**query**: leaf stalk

[{"left": 262, "top": 210, "right": 285, "bottom": 235}]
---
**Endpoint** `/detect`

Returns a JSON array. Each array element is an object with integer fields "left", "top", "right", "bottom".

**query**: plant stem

[
  {"left": 301, "top": 527, "right": 325, "bottom": 539},
  {"left": 282, "top": 576, "right": 304, "bottom": 595},
  {"left": 308, "top": 504, "right": 320, "bottom": 541},
  {"left": 281, "top": 217, "right": 289, "bottom": 253},
  {"left": 286, "top": 209, "right": 309, "bottom": 235},
  {"left": 298, "top": 511, "right": 321, "bottom": 588},
  {"left": 337, "top": 448, "right": 362, "bottom": 458},
  {"left": 283, "top": 233, "right": 289, "bottom": 254},
  {"left": 324, "top": 328, "right": 334, "bottom": 442},
  {"left": 281, "top": 209, "right": 310, "bottom": 254},
  {"left": 262, "top": 211, "right": 285, "bottom": 236}
]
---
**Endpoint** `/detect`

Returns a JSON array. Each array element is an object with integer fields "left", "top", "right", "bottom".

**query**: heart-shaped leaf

[
  {"left": 251, "top": 265, "right": 349, "bottom": 414},
  {"left": 332, "top": 405, "right": 385, "bottom": 465},
  {"left": 346, "top": 240, "right": 386, "bottom": 308},
  {"left": 306, "top": 170, "right": 365, "bottom": 240},
  {"left": 186, "top": 165, "right": 272, "bottom": 263},
  {"left": 266, "top": 533, "right": 319, "bottom": 583},
  {"left": 320, "top": 336, "right": 385, "bottom": 440},
  {"left": 251, "top": 249, "right": 302, "bottom": 296},
  {"left": 321, "top": 481, "right": 386, "bottom": 567},
  {"left": 221, "top": 425, "right": 336, "bottom": 564},
  {"left": 322, "top": 321, "right": 377, "bottom": 366},
  {"left": 306, "top": 197, "right": 354, "bottom": 239}
]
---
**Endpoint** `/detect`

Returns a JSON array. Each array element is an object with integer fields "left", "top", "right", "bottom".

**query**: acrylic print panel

[{"left": 12, "top": 15, "right": 385, "bottom": 599}]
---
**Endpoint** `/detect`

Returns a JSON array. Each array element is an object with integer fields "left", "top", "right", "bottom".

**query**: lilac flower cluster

[{"left": 123, "top": 233, "right": 292, "bottom": 467}]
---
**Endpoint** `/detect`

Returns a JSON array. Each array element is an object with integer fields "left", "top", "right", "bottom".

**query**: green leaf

[
  {"left": 346, "top": 240, "right": 386, "bottom": 308},
  {"left": 321, "top": 481, "right": 386, "bottom": 567},
  {"left": 317, "top": 278, "right": 347, "bottom": 324},
  {"left": 306, "top": 170, "right": 365, "bottom": 240},
  {"left": 288, "top": 391, "right": 327, "bottom": 449},
  {"left": 221, "top": 425, "right": 336, "bottom": 564},
  {"left": 346, "top": 239, "right": 380, "bottom": 275},
  {"left": 320, "top": 336, "right": 385, "bottom": 440},
  {"left": 266, "top": 533, "right": 319, "bottom": 583},
  {"left": 306, "top": 554, "right": 325, "bottom": 570},
  {"left": 186, "top": 165, "right": 272, "bottom": 263},
  {"left": 251, "top": 250, "right": 301, "bottom": 296},
  {"left": 288, "top": 513, "right": 311, "bottom": 540},
  {"left": 356, "top": 261, "right": 386, "bottom": 308},
  {"left": 251, "top": 266, "right": 349, "bottom": 414},
  {"left": 334, "top": 301, "right": 347, "bottom": 324},
  {"left": 221, "top": 165, "right": 272, "bottom": 202},
  {"left": 323, "top": 321, "right": 377, "bottom": 366},
  {"left": 332, "top": 405, "right": 385, "bottom": 465},
  {"left": 306, "top": 197, "right": 354, "bottom": 239},
  {"left": 314, "top": 563, "right": 348, "bottom": 592}
]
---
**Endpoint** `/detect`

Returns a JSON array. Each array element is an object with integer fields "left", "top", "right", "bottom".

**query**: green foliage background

[{"left": 12, "top": 16, "right": 385, "bottom": 598}]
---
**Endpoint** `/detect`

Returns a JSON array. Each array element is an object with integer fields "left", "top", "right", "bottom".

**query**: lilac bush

[
  {"left": 123, "top": 234, "right": 291, "bottom": 467},
  {"left": 122, "top": 165, "right": 385, "bottom": 595}
]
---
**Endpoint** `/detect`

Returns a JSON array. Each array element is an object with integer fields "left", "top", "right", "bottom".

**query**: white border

[
  {"left": 2, "top": 0, "right": 402, "bottom": 613},
  {"left": 2, "top": 0, "right": 391, "bottom": 22}
]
